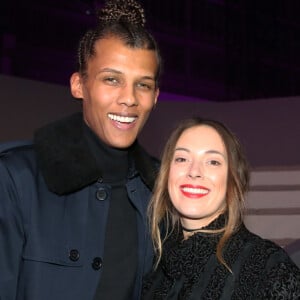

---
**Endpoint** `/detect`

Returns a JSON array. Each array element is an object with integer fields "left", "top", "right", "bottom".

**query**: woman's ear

[{"left": 70, "top": 72, "right": 83, "bottom": 99}]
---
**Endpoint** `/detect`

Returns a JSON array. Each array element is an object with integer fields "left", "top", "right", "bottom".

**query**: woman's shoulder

[
  {"left": 227, "top": 225, "right": 300, "bottom": 298},
  {"left": 239, "top": 226, "right": 299, "bottom": 275},
  {"left": 249, "top": 233, "right": 300, "bottom": 299},
  {"left": 236, "top": 224, "right": 295, "bottom": 263}
]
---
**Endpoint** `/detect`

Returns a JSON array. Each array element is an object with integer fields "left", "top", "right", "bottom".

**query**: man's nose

[{"left": 118, "top": 85, "right": 138, "bottom": 106}]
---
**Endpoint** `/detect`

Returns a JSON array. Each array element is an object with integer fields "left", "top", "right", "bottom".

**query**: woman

[{"left": 142, "top": 117, "right": 300, "bottom": 299}]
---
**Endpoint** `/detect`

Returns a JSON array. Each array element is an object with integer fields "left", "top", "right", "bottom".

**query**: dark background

[
  {"left": 1, "top": 0, "right": 300, "bottom": 102},
  {"left": 1, "top": 1, "right": 300, "bottom": 265}
]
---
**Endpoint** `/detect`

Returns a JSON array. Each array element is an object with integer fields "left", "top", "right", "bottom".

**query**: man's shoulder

[
  {"left": 146, "top": 152, "right": 161, "bottom": 169},
  {"left": 0, "top": 140, "right": 34, "bottom": 155},
  {"left": 0, "top": 140, "right": 36, "bottom": 168}
]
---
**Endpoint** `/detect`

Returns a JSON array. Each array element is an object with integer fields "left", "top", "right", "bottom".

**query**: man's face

[{"left": 71, "top": 36, "right": 159, "bottom": 148}]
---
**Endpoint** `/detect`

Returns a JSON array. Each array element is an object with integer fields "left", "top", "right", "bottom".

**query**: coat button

[
  {"left": 69, "top": 249, "right": 80, "bottom": 262},
  {"left": 92, "top": 257, "right": 103, "bottom": 270},
  {"left": 96, "top": 188, "right": 107, "bottom": 201}
]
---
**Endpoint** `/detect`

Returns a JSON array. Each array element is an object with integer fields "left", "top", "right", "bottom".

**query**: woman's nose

[{"left": 188, "top": 162, "right": 203, "bottom": 179}]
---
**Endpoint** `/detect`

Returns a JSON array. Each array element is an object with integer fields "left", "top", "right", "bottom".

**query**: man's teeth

[
  {"left": 108, "top": 114, "right": 136, "bottom": 123},
  {"left": 182, "top": 187, "right": 209, "bottom": 194}
]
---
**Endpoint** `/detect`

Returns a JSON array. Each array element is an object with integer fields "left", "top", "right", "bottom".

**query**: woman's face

[{"left": 168, "top": 125, "right": 228, "bottom": 229}]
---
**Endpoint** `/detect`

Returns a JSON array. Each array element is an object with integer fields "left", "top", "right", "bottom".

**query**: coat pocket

[{"left": 22, "top": 239, "right": 83, "bottom": 267}]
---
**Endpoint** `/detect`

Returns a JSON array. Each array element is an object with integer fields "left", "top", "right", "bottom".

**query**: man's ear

[
  {"left": 154, "top": 88, "right": 160, "bottom": 106},
  {"left": 70, "top": 72, "right": 83, "bottom": 99}
]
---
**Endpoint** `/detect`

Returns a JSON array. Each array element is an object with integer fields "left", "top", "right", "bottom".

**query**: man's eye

[
  {"left": 104, "top": 77, "right": 118, "bottom": 84},
  {"left": 137, "top": 82, "right": 153, "bottom": 90}
]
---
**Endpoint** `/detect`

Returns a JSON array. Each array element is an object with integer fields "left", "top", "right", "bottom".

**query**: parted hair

[
  {"left": 148, "top": 117, "right": 250, "bottom": 269},
  {"left": 76, "top": 0, "right": 161, "bottom": 85}
]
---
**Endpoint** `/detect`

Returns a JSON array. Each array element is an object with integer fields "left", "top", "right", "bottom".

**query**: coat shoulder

[
  {"left": 0, "top": 140, "right": 33, "bottom": 154},
  {"left": 0, "top": 140, "right": 35, "bottom": 166}
]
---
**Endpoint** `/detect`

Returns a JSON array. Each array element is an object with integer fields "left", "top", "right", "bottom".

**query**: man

[{"left": 0, "top": 0, "right": 161, "bottom": 299}]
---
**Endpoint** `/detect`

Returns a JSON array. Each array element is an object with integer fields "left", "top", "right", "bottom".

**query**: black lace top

[{"left": 142, "top": 215, "right": 300, "bottom": 299}]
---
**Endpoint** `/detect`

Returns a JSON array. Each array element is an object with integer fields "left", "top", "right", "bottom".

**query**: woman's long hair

[{"left": 148, "top": 117, "right": 250, "bottom": 269}]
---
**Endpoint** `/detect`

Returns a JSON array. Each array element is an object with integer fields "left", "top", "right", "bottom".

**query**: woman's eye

[
  {"left": 208, "top": 160, "right": 221, "bottom": 166},
  {"left": 174, "top": 157, "right": 187, "bottom": 163}
]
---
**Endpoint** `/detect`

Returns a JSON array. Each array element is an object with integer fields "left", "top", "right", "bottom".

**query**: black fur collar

[{"left": 34, "top": 113, "right": 159, "bottom": 195}]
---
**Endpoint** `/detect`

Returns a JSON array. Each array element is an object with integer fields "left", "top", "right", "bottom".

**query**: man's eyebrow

[
  {"left": 97, "top": 68, "right": 156, "bottom": 81},
  {"left": 141, "top": 76, "right": 156, "bottom": 81},
  {"left": 97, "top": 68, "right": 122, "bottom": 74}
]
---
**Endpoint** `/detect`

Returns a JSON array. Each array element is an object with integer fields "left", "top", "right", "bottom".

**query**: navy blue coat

[{"left": 0, "top": 113, "right": 158, "bottom": 300}]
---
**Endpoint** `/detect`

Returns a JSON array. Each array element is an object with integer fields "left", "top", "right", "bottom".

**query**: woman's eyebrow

[
  {"left": 175, "top": 148, "right": 226, "bottom": 158},
  {"left": 174, "top": 147, "right": 190, "bottom": 153}
]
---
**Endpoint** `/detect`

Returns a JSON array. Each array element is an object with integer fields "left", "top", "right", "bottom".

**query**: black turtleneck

[{"left": 83, "top": 124, "right": 137, "bottom": 300}]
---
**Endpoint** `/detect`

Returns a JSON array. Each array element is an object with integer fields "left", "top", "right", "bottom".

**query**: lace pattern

[{"left": 142, "top": 214, "right": 300, "bottom": 300}]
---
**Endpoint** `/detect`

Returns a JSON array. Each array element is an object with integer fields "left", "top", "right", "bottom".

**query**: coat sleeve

[
  {"left": 257, "top": 256, "right": 300, "bottom": 299},
  {"left": 0, "top": 159, "right": 25, "bottom": 299}
]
